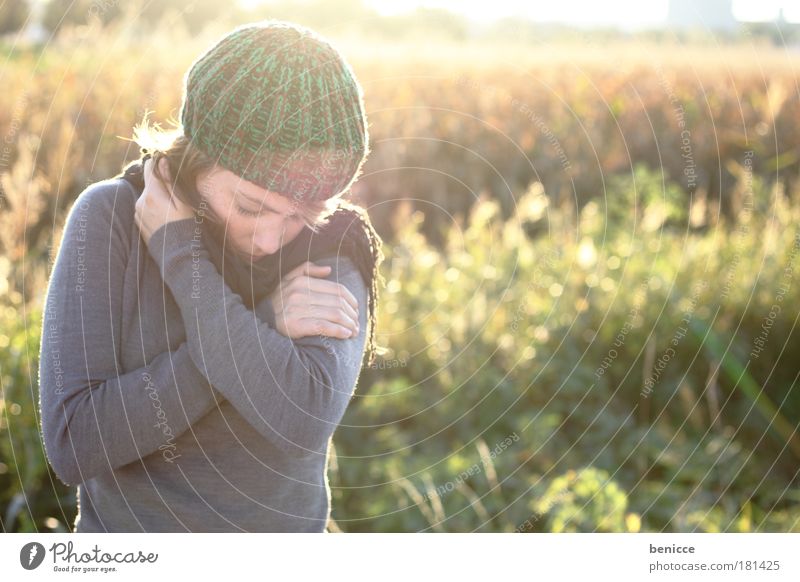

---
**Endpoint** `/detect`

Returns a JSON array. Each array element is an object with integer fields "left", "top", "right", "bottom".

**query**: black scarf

[{"left": 115, "top": 153, "right": 385, "bottom": 367}]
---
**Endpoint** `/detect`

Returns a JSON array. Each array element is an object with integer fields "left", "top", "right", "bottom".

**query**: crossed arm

[
  {"left": 38, "top": 181, "right": 368, "bottom": 487},
  {"left": 146, "top": 216, "right": 369, "bottom": 457}
]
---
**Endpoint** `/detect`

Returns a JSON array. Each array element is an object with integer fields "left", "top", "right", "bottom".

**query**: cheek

[
  {"left": 196, "top": 181, "right": 230, "bottom": 224},
  {"left": 283, "top": 221, "right": 306, "bottom": 243},
  {"left": 203, "top": 200, "right": 251, "bottom": 244}
]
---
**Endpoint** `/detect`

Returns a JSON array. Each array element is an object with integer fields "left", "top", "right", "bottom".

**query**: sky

[{"left": 362, "top": 0, "right": 800, "bottom": 27}]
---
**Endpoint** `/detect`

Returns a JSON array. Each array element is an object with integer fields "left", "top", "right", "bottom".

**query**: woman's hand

[
  {"left": 134, "top": 157, "right": 195, "bottom": 245},
  {"left": 269, "top": 261, "right": 360, "bottom": 340}
]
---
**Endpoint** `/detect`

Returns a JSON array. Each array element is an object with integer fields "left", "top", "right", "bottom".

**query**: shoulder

[
  {"left": 57, "top": 178, "right": 139, "bottom": 261},
  {"left": 66, "top": 178, "right": 138, "bottom": 235},
  {"left": 71, "top": 177, "right": 137, "bottom": 216}
]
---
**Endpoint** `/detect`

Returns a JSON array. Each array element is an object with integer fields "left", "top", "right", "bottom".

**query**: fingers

[
  {"left": 283, "top": 261, "right": 331, "bottom": 282},
  {"left": 298, "top": 317, "right": 358, "bottom": 339},
  {"left": 158, "top": 157, "right": 172, "bottom": 183},
  {"left": 282, "top": 283, "right": 357, "bottom": 322},
  {"left": 142, "top": 158, "right": 151, "bottom": 184},
  {"left": 143, "top": 157, "right": 171, "bottom": 191},
  {"left": 280, "top": 295, "right": 358, "bottom": 335},
  {"left": 294, "top": 273, "right": 359, "bottom": 311},
  {"left": 305, "top": 304, "right": 359, "bottom": 336},
  {"left": 278, "top": 261, "right": 359, "bottom": 311},
  {"left": 282, "top": 278, "right": 359, "bottom": 320}
]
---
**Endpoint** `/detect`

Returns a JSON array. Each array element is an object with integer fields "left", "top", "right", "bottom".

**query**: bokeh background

[{"left": 1, "top": 0, "right": 800, "bottom": 532}]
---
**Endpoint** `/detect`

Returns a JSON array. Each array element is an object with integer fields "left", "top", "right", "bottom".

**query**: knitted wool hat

[{"left": 179, "top": 20, "right": 369, "bottom": 202}]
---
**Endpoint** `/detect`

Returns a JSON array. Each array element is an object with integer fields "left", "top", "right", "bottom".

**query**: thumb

[
  {"left": 290, "top": 261, "right": 331, "bottom": 279},
  {"left": 311, "top": 263, "right": 332, "bottom": 277}
]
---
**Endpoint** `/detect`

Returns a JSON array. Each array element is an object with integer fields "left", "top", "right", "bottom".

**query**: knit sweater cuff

[{"left": 147, "top": 217, "right": 204, "bottom": 300}]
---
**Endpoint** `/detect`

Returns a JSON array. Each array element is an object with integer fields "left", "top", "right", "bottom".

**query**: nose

[{"left": 251, "top": 226, "right": 284, "bottom": 257}]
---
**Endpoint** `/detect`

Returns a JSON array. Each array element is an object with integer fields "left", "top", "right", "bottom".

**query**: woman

[{"left": 38, "top": 20, "right": 384, "bottom": 532}]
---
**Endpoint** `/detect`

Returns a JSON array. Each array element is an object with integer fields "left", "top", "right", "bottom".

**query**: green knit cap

[{"left": 179, "top": 20, "right": 369, "bottom": 202}]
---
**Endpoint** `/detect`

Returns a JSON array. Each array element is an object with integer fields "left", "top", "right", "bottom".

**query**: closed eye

[
  {"left": 236, "top": 204, "right": 304, "bottom": 223},
  {"left": 236, "top": 205, "right": 260, "bottom": 217},
  {"left": 234, "top": 189, "right": 304, "bottom": 223}
]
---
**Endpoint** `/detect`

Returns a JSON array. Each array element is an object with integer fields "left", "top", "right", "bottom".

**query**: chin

[{"left": 242, "top": 249, "right": 275, "bottom": 261}]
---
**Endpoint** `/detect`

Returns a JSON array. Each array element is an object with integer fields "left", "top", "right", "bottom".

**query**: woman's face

[{"left": 195, "top": 164, "right": 309, "bottom": 261}]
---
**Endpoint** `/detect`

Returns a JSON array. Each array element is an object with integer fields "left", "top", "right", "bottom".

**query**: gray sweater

[{"left": 37, "top": 177, "right": 369, "bottom": 532}]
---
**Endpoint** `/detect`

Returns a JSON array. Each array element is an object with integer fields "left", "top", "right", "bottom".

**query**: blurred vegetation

[
  {"left": 0, "top": 1, "right": 30, "bottom": 36},
  {"left": 329, "top": 168, "right": 800, "bottom": 532},
  {"left": 0, "top": 13, "right": 798, "bottom": 532},
  {"left": 6, "top": 0, "right": 800, "bottom": 44}
]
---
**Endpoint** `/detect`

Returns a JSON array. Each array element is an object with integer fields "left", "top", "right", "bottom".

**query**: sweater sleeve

[
  {"left": 38, "top": 181, "right": 221, "bottom": 487},
  {"left": 146, "top": 217, "right": 369, "bottom": 457}
]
